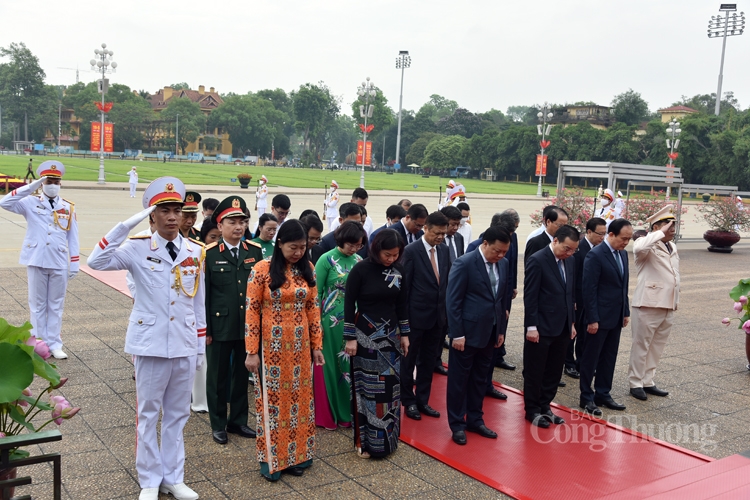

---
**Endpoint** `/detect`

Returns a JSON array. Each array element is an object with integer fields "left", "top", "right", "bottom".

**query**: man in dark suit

[
  {"left": 523, "top": 225, "right": 580, "bottom": 428},
  {"left": 204, "top": 196, "right": 264, "bottom": 444},
  {"left": 314, "top": 203, "right": 365, "bottom": 261},
  {"left": 446, "top": 226, "right": 512, "bottom": 445},
  {"left": 579, "top": 218, "right": 633, "bottom": 416},
  {"left": 392, "top": 203, "right": 428, "bottom": 245},
  {"left": 370, "top": 204, "right": 407, "bottom": 241},
  {"left": 524, "top": 206, "right": 569, "bottom": 258},
  {"left": 565, "top": 217, "right": 606, "bottom": 379},
  {"left": 402, "top": 211, "right": 451, "bottom": 420}
]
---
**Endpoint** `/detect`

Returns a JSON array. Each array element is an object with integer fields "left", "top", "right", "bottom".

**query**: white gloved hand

[
  {"left": 68, "top": 262, "right": 79, "bottom": 280},
  {"left": 123, "top": 206, "right": 156, "bottom": 231},
  {"left": 196, "top": 354, "right": 204, "bottom": 371},
  {"left": 28, "top": 177, "right": 45, "bottom": 192}
]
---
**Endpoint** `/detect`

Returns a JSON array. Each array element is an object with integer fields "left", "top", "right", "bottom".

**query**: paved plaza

[{"left": 1, "top": 182, "right": 749, "bottom": 499}]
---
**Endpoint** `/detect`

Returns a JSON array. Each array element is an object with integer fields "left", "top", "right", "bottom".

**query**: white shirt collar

[
  {"left": 604, "top": 239, "right": 616, "bottom": 253},
  {"left": 548, "top": 242, "right": 562, "bottom": 263},
  {"left": 155, "top": 232, "right": 181, "bottom": 250},
  {"left": 420, "top": 235, "right": 434, "bottom": 252}
]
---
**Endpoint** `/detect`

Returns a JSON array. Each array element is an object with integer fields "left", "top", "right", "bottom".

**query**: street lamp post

[
  {"left": 707, "top": 5, "right": 745, "bottom": 115},
  {"left": 536, "top": 102, "right": 553, "bottom": 197},
  {"left": 394, "top": 50, "right": 411, "bottom": 172},
  {"left": 89, "top": 43, "right": 117, "bottom": 184},
  {"left": 357, "top": 77, "right": 376, "bottom": 188},
  {"left": 665, "top": 120, "right": 682, "bottom": 199}
]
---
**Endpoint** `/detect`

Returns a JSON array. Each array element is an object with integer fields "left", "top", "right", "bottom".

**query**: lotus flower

[
  {"left": 0, "top": 432, "right": 5, "bottom": 438},
  {"left": 734, "top": 302, "right": 744, "bottom": 314},
  {"left": 50, "top": 377, "right": 69, "bottom": 391},
  {"left": 722, "top": 317, "right": 731, "bottom": 326},
  {"left": 743, "top": 320, "right": 750, "bottom": 335},
  {"left": 26, "top": 336, "right": 51, "bottom": 360},
  {"left": 740, "top": 296, "right": 748, "bottom": 305},
  {"left": 50, "top": 395, "right": 73, "bottom": 425}
]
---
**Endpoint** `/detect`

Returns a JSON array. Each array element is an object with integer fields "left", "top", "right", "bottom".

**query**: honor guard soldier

[
  {"left": 325, "top": 180, "right": 339, "bottom": 231},
  {"left": 87, "top": 177, "right": 206, "bottom": 500},
  {"left": 0, "top": 160, "right": 79, "bottom": 359},
  {"left": 255, "top": 175, "right": 268, "bottom": 214},
  {"left": 594, "top": 189, "right": 622, "bottom": 229},
  {"left": 204, "top": 195, "right": 264, "bottom": 445},
  {"left": 180, "top": 191, "right": 202, "bottom": 241}
]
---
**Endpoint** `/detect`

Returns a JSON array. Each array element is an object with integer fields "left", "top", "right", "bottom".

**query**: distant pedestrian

[
  {"left": 25, "top": 159, "right": 36, "bottom": 182},
  {"left": 128, "top": 166, "right": 138, "bottom": 197}
]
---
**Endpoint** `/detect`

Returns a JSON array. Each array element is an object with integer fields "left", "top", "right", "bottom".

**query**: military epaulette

[
  {"left": 62, "top": 198, "right": 75, "bottom": 205},
  {"left": 204, "top": 242, "right": 218, "bottom": 251},
  {"left": 129, "top": 235, "right": 151, "bottom": 239},
  {"left": 247, "top": 240, "right": 262, "bottom": 249},
  {"left": 189, "top": 238, "right": 204, "bottom": 246}
]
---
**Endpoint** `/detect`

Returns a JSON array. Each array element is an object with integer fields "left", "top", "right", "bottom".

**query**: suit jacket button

[
  {"left": 138, "top": 320, "right": 143, "bottom": 324},
  {"left": 220, "top": 268, "right": 224, "bottom": 272},
  {"left": 170, "top": 317, "right": 174, "bottom": 321},
  {"left": 171, "top": 301, "right": 175, "bottom": 305},
  {"left": 238, "top": 280, "right": 241, "bottom": 284},
  {"left": 216, "top": 312, "right": 220, "bottom": 317},
  {"left": 240, "top": 305, "right": 244, "bottom": 309}
]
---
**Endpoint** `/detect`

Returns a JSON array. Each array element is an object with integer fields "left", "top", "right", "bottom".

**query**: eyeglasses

[
  {"left": 343, "top": 242, "right": 364, "bottom": 250},
  {"left": 593, "top": 231, "right": 606, "bottom": 236},
  {"left": 274, "top": 209, "right": 290, "bottom": 217},
  {"left": 308, "top": 237, "right": 321, "bottom": 244}
]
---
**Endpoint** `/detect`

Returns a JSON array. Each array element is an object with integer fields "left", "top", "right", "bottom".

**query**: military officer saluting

[
  {"left": 180, "top": 191, "right": 202, "bottom": 241},
  {"left": 0, "top": 160, "right": 79, "bottom": 359},
  {"left": 87, "top": 177, "right": 206, "bottom": 500},
  {"left": 204, "top": 195, "right": 264, "bottom": 444}
]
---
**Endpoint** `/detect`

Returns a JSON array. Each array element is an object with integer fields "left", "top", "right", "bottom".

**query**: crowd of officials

[{"left": 1, "top": 164, "right": 680, "bottom": 500}]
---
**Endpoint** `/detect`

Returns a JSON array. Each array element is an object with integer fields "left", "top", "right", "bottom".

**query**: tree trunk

[{"left": 24, "top": 112, "right": 28, "bottom": 142}]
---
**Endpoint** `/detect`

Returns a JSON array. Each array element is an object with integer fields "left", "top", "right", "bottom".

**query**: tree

[
  {"left": 208, "top": 94, "right": 285, "bottom": 157},
  {"left": 422, "top": 135, "right": 466, "bottom": 171},
  {"left": 351, "top": 86, "right": 394, "bottom": 144},
  {"left": 674, "top": 92, "right": 741, "bottom": 115},
  {"left": 506, "top": 105, "right": 537, "bottom": 125},
  {"left": 108, "top": 97, "right": 155, "bottom": 150},
  {"left": 405, "top": 133, "right": 440, "bottom": 166},
  {"left": 595, "top": 122, "right": 640, "bottom": 163},
  {"left": 436, "top": 108, "right": 485, "bottom": 138},
  {"left": 160, "top": 98, "right": 205, "bottom": 154},
  {"left": 0, "top": 42, "right": 47, "bottom": 141},
  {"left": 292, "top": 82, "right": 339, "bottom": 159},
  {"left": 611, "top": 89, "right": 650, "bottom": 126},
  {"left": 169, "top": 82, "right": 190, "bottom": 90},
  {"left": 461, "top": 128, "right": 502, "bottom": 173}
]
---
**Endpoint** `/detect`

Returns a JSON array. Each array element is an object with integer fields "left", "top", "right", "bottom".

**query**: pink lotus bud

[
  {"left": 22, "top": 388, "right": 32, "bottom": 397},
  {"left": 740, "top": 296, "right": 748, "bottom": 305},
  {"left": 63, "top": 407, "right": 80, "bottom": 419},
  {"left": 722, "top": 318, "right": 731, "bottom": 326},
  {"left": 734, "top": 302, "right": 744, "bottom": 314},
  {"left": 50, "top": 378, "right": 69, "bottom": 391},
  {"left": 0, "top": 432, "right": 5, "bottom": 438},
  {"left": 33, "top": 338, "right": 51, "bottom": 360},
  {"left": 743, "top": 320, "right": 750, "bottom": 335}
]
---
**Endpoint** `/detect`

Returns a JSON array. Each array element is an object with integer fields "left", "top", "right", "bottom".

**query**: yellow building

[
  {"left": 43, "top": 108, "right": 81, "bottom": 149},
  {"left": 148, "top": 85, "right": 232, "bottom": 156},
  {"left": 550, "top": 104, "right": 614, "bottom": 130},
  {"left": 657, "top": 105, "right": 699, "bottom": 124}
]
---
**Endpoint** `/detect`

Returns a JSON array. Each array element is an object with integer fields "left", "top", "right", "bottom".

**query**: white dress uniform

[
  {"left": 0, "top": 161, "right": 79, "bottom": 353},
  {"left": 328, "top": 214, "right": 374, "bottom": 236},
  {"left": 87, "top": 177, "right": 205, "bottom": 496},
  {"left": 325, "top": 183, "right": 339, "bottom": 231},
  {"left": 628, "top": 206, "right": 680, "bottom": 390},
  {"left": 129, "top": 168, "right": 139, "bottom": 197},
  {"left": 594, "top": 189, "right": 622, "bottom": 229},
  {"left": 255, "top": 177, "right": 268, "bottom": 215}
]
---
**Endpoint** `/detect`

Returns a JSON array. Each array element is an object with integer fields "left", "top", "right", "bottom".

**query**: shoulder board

[
  {"left": 129, "top": 235, "right": 152, "bottom": 240},
  {"left": 204, "top": 242, "right": 218, "bottom": 250},
  {"left": 189, "top": 238, "right": 204, "bottom": 246},
  {"left": 62, "top": 198, "right": 75, "bottom": 205},
  {"left": 247, "top": 240, "right": 262, "bottom": 249}
]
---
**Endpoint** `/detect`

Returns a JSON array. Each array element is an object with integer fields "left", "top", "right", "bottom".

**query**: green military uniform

[
  {"left": 181, "top": 191, "right": 202, "bottom": 242},
  {"left": 204, "top": 197, "right": 263, "bottom": 434}
]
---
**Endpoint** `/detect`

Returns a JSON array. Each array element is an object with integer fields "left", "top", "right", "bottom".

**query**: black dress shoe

[
  {"left": 405, "top": 404, "right": 422, "bottom": 420},
  {"left": 434, "top": 365, "right": 449, "bottom": 376},
  {"left": 418, "top": 405, "right": 441, "bottom": 418},
  {"left": 212, "top": 430, "right": 228, "bottom": 444},
  {"left": 558, "top": 380, "right": 567, "bottom": 387},
  {"left": 495, "top": 360, "right": 516, "bottom": 370},
  {"left": 579, "top": 402, "right": 603, "bottom": 416},
  {"left": 630, "top": 388, "right": 648, "bottom": 401},
  {"left": 262, "top": 474, "right": 279, "bottom": 482},
  {"left": 543, "top": 410, "right": 565, "bottom": 425},
  {"left": 227, "top": 424, "right": 257, "bottom": 438},
  {"left": 643, "top": 386, "right": 669, "bottom": 397},
  {"left": 466, "top": 424, "right": 497, "bottom": 439},
  {"left": 564, "top": 367, "right": 580, "bottom": 379},
  {"left": 283, "top": 467, "right": 305, "bottom": 476},
  {"left": 443, "top": 339, "right": 451, "bottom": 349},
  {"left": 595, "top": 398, "right": 626, "bottom": 411},
  {"left": 452, "top": 430, "right": 467, "bottom": 445},
  {"left": 525, "top": 413, "right": 551, "bottom": 428},
  {"left": 486, "top": 388, "right": 508, "bottom": 400}
]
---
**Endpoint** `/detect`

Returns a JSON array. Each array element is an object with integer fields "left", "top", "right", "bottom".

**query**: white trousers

[
  {"left": 129, "top": 183, "right": 137, "bottom": 197},
  {"left": 27, "top": 266, "right": 67, "bottom": 351},
  {"left": 327, "top": 217, "right": 335, "bottom": 232},
  {"left": 628, "top": 306, "right": 674, "bottom": 388},
  {"left": 134, "top": 355, "right": 196, "bottom": 488},
  {"left": 257, "top": 205, "right": 266, "bottom": 215},
  {"left": 191, "top": 363, "right": 208, "bottom": 412}
]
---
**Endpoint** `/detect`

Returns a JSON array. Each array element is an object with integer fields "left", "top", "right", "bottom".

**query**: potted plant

[
  {"left": 237, "top": 173, "right": 252, "bottom": 189},
  {"left": 696, "top": 196, "right": 750, "bottom": 253},
  {"left": 0, "top": 319, "right": 80, "bottom": 492},
  {"left": 721, "top": 279, "right": 750, "bottom": 370}
]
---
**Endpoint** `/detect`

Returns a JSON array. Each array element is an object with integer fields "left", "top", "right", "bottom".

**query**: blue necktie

[
  {"left": 488, "top": 263, "right": 497, "bottom": 297},
  {"left": 614, "top": 251, "right": 623, "bottom": 276}
]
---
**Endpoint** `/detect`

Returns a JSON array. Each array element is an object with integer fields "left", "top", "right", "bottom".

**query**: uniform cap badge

[
  {"left": 232, "top": 199, "right": 241, "bottom": 208},
  {"left": 165, "top": 183, "right": 175, "bottom": 192}
]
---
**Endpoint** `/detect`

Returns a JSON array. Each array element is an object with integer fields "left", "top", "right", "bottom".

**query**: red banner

[
  {"left": 104, "top": 123, "right": 114, "bottom": 153},
  {"left": 535, "top": 154, "right": 548, "bottom": 176},
  {"left": 90, "top": 122, "right": 101, "bottom": 152},
  {"left": 356, "top": 140, "right": 373, "bottom": 166}
]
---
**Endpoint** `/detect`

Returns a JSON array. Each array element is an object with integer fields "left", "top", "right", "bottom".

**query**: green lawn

[{"left": 0, "top": 155, "right": 562, "bottom": 195}]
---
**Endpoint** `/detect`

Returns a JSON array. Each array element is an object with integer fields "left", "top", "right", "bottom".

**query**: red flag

[{"left": 90, "top": 122, "right": 101, "bottom": 152}]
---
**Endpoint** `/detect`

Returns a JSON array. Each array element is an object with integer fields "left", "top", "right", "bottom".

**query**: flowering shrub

[
  {"left": 623, "top": 192, "right": 688, "bottom": 229},
  {"left": 529, "top": 187, "right": 594, "bottom": 231},
  {"left": 697, "top": 196, "right": 750, "bottom": 232},
  {"left": 722, "top": 279, "right": 750, "bottom": 333}
]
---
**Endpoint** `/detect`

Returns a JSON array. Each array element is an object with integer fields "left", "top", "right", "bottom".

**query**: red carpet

[
  {"left": 81, "top": 266, "right": 131, "bottom": 298},
  {"left": 400, "top": 375, "right": 714, "bottom": 500}
]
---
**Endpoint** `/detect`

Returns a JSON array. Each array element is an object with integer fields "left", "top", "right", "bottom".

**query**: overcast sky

[{"left": 3, "top": 0, "right": 749, "bottom": 114}]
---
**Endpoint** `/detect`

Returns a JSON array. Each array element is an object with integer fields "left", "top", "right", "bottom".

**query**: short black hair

[
  {"left": 368, "top": 228, "right": 404, "bottom": 266},
  {"left": 386, "top": 205, "right": 407, "bottom": 221},
  {"left": 352, "top": 188, "right": 368, "bottom": 201},
  {"left": 300, "top": 214, "right": 323, "bottom": 233},
  {"left": 586, "top": 217, "right": 607, "bottom": 232},
  {"left": 608, "top": 218, "right": 632, "bottom": 236},
  {"left": 359, "top": 206, "right": 368, "bottom": 217},
  {"left": 335, "top": 220, "right": 367, "bottom": 248},
  {"left": 339, "top": 202, "right": 361, "bottom": 219},
  {"left": 544, "top": 206, "right": 568, "bottom": 223},
  {"left": 555, "top": 225, "right": 580, "bottom": 243},
  {"left": 441, "top": 206, "right": 462, "bottom": 221},
  {"left": 425, "top": 211, "right": 449, "bottom": 229},
  {"left": 407, "top": 203, "right": 428, "bottom": 220},
  {"left": 299, "top": 209, "right": 320, "bottom": 219},
  {"left": 398, "top": 199, "right": 412, "bottom": 208},
  {"left": 482, "top": 226, "right": 511, "bottom": 245},
  {"left": 456, "top": 202, "right": 470, "bottom": 212},
  {"left": 271, "top": 194, "right": 291, "bottom": 210},
  {"left": 202, "top": 198, "right": 219, "bottom": 211},
  {"left": 491, "top": 212, "right": 516, "bottom": 234}
]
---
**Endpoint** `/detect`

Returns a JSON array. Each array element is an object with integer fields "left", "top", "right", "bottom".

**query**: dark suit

[
  {"left": 369, "top": 223, "right": 387, "bottom": 242},
  {"left": 442, "top": 233, "right": 464, "bottom": 263},
  {"left": 579, "top": 241, "right": 630, "bottom": 404},
  {"left": 466, "top": 237, "right": 481, "bottom": 253},
  {"left": 401, "top": 238, "right": 451, "bottom": 408},
  {"left": 392, "top": 220, "right": 423, "bottom": 246},
  {"left": 446, "top": 250, "right": 511, "bottom": 432},
  {"left": 204, "top": 239, "right": 263, "bottom": 431},
  {"left": 524, "top": 230, "right": 553, "bottom": 260},
  {"left": 522, "top": 247, "right": 575, "bottom": 417},
  {"left": 490, "top": 232, "right": 518, "bottom": 371},
  {"left": 566, "top": 237, "right": 594, "bottom": 371},
  {"left": 309, "top": 244, "right": 324, "bottom": 265}
]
